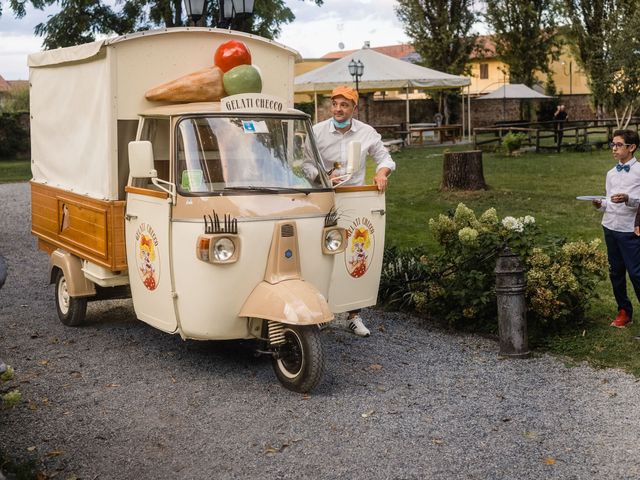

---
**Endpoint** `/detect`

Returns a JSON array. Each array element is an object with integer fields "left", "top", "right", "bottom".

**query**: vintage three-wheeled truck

[{"left": 29, "top": 28, "right": 386, "bottom": 392}]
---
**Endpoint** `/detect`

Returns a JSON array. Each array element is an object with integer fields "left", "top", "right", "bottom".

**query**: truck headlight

[
  {"left": 322, "top": 227, "right": 346, "bottom": 254},
  {"left": 196, "top": 234, "right": 240, "bottom": 264},
  {"left": 213, "top": 237, "right": 235, "bottom": 261}
]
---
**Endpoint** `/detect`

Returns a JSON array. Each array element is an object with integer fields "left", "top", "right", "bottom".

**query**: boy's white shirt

[{"left": 600, "top": 157, "right": 640, "bottom": 232}]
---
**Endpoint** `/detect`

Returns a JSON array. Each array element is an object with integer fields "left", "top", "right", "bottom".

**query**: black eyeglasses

[{"left": 610, "top": 142, "right": 632, "bottom": 149}]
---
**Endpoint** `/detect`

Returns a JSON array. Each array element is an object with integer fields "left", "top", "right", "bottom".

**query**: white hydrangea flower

[
  {"left": 458, "top": 227, "right": 479, "bottom": 245},
  {"left": 502, "top": 216, "right": 524, "bottom": 232},
  {"left": 479, "top": 207, "right": 499, "bottom": 224},
  {"left": 522, "top": 215, "right": 536, "bottom": 225}
]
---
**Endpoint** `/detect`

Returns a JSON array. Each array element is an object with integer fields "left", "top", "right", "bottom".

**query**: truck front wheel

[
  {"left": 55, "top": 269, "right": 87, "bottom": 326},
  {"left": 272, "top": 324, "right": 325, "bottom": 393}
]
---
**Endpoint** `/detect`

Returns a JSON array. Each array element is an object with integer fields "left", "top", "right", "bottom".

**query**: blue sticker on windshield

[{"left": 243, "top": 121, "right": 256, "bottom": 133}]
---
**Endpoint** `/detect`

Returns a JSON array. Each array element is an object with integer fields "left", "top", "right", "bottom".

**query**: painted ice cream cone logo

[
  {"left": 135, "top": 224, "right": 160, "bottom": 291},
  {"left": 346, "top": 223, "right": 374, "bottom": 278}
]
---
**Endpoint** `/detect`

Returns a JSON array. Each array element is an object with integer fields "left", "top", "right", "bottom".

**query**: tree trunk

[{"left": 441, "top": 150, "right": 486, "bottom": 191}]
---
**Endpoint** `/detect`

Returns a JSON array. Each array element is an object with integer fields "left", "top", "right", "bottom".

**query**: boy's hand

[
  {"left": 635, "top": 226, "right": 640, "bottom": 236},
  {"left": 611, "top": 193, "right": 629, "bottom": 203},
  {"left": 592, "top": 199, "right": 602, "bottom": 208}
]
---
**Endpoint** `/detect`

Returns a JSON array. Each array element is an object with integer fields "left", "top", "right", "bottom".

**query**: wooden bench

[
  {"left": 411, "top": 124, "right": 462, "bottom": 145},
  {"left": 409, "top": 123, "right": 437, "bottom": 144}
]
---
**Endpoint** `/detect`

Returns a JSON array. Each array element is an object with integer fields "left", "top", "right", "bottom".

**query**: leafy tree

[
  {"left": 396, "top": 0, "right": 477, "bottom": 76},
  {"left": 395, "top": 0, "right": 477, "bottom": 124},
  {"left": 4, "top": 0, "right": 322, "bottom": 49},
  {"left": 607, "top": 13, "right": 640, "bottom": 127},
  {"left": 484, "top": 0, "right": 563, "bottom": 87},
  {"left": 563, "top": 0, "right": 634, "bottom": 122}
]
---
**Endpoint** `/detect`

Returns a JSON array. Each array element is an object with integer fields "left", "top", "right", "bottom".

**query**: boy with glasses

[{"left": 593, "top": 129, "right": 640, "bottom": 327}]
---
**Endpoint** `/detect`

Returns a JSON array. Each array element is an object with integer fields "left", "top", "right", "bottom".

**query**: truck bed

[{"left": 31, "top": 182, "right": 127, "bottom": 272}]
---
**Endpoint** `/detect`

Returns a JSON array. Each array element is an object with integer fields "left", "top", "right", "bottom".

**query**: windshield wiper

[{"left": 224, "top": 186, "right": 313, "bottom": 195}]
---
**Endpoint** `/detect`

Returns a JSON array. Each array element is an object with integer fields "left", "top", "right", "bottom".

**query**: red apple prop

[{"left": 214, "top": 40, "right": 252, "bottom": 73}]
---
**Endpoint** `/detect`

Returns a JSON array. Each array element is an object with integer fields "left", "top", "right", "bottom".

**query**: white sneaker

[{"left": 348, "top": 315, "right": 370, "bottom": 337}]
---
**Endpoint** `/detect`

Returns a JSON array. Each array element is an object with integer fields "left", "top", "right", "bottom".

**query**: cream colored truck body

[{"left": 29, "top": 29, "right": 386, "bottom": 343}]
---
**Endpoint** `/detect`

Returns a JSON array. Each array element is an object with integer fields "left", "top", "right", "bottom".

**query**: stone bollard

[{"left": 494, "top": 246, "right": 530, "bottom": 358}]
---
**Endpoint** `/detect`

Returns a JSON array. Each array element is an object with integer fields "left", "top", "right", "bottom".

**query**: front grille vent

[{"left": 281, "top": 224, "right": 294, "bottom": 237}]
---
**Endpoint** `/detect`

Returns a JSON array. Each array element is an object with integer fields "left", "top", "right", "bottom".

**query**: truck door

[
  {"left": 124, "top": 189, "right": 178, "bottom": 333},
  {"left": 328, "top": 186, "right": 386, "bottom": 313}
]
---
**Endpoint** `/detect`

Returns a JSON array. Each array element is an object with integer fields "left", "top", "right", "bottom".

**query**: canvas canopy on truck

[{"left": 28, "top": 28, "right": 299, "bottom": 200}]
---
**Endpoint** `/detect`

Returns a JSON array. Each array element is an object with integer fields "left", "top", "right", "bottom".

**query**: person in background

[
  {"left": 312, "top": 85, "right": 396, "bottom": 336},
  {"left": 553, "top": 104, "right": 568, "bottom": 151},
  {"left": 593, "top": 129, "right": 640, "bottom": 328}
]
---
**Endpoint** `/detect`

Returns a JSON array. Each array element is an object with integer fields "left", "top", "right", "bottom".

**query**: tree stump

[{"left": 441, "top": 150, "right": 486, "bottom": 191}]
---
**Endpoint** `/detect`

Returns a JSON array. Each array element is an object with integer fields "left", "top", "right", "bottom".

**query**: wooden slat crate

[{"left": 31, "top": 182, "right": 127, "bottom": 272}]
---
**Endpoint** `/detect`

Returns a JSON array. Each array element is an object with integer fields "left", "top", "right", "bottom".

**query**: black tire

[
  {"left": 54, "top": 269, "right": 88, "bottom": 326},
  {"left": 272, "top": 324, "right": 326, "bottom": 393}
]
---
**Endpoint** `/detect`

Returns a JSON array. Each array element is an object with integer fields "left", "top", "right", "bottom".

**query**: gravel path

[{"left": 1, "top": 182, "right": 639, "bottom": 479}]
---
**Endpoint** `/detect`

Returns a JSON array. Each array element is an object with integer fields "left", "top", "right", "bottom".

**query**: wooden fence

[{"left": 473, "top": 119, "right": 640, "bottom": 152}]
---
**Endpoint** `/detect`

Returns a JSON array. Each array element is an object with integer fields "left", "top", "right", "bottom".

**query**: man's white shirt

[{"left": 312, "top": 118, "right": 396, "bottom": 186}]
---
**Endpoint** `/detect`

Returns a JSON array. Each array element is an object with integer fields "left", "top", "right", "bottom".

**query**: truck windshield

[{"left": 175, "top": 115, "right": 329, "bottom": 194}]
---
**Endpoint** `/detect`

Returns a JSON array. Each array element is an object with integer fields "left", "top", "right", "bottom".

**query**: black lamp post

[
  {"left": 348, "top": 59, "right": 364, "bottom": 97},
  {"left": 219, "top": 0, "right": 255, "bottom": 29},
  {"left": 184, "top": 0, "right": 206, "bottom": 26}
]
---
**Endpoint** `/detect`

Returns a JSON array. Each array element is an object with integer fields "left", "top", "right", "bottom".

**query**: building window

[{"left": 479, "top": 63, "right": 489, "bottom": 80}]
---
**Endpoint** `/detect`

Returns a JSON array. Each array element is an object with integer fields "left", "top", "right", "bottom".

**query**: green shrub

[
  {"left": 1, "top": 84, "right": 29, "bottom": 113},
  {"left": 0, "top": 113, "right": 29, "bottom": 159},
  {"left": 379, "top": 203, "right": 608, "bottom": 338},
  {"left": 502, "top": 132, "right": 527, "bottom": 155}
]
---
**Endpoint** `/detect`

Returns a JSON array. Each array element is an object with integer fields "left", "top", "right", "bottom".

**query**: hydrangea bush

[{"left": 379, "top": 203, "right": 607, "bottom": 336}]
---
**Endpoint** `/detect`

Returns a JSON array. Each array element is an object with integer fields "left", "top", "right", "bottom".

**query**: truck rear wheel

[
  {"left": 55, "top": 269, "right": 87, "bottom": 326},
  {"left": 272, "top": 324, "right": 325, "bottom": 393}
]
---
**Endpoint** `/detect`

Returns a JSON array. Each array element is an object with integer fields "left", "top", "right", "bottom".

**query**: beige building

[{"left": 469, "top": 36, "right": 590, "bottom": 96}]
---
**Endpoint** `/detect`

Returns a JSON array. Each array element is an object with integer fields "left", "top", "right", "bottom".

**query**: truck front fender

[
  {"left": 49, "top": 249, "right": 96, "bottom": 297},
  {"left": 239, "top": 279, "right": 333, "bottom": 325}
]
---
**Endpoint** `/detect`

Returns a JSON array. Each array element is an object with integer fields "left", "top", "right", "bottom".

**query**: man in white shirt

[
  {"left": 313, "top": 85, "right": 396, "bottom": 336},
  {"left": 593, "top": 129, "right": 640, "bottom": 327}
]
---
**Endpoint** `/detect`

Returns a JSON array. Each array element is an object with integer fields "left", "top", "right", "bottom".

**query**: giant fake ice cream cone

[{"left": 145, "top": 66, "right": 225, "bottom": 103}]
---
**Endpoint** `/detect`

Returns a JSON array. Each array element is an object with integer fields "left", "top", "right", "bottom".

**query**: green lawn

[
  {"left": 383, "top": 144, "right": 608, "bottom": 250},
  {"left": 378, "top": 144, "right": 640, "bottom": 376},
  {"left": 0, "top": 160, "right": 30, "bottom": 183}
]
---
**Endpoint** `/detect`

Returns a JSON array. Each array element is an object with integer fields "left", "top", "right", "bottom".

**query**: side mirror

[
  {"left": 345, "top": 141, "right": 361, "bottom": 175},
  {"left": 128, "top": 141, "right": 157, "bottom": 178}
]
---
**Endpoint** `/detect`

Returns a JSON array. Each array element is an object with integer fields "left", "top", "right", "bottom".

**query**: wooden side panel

[
  {"left": 31, "top": 182, "right": 128, "bottom": 271},
  {"left": 58, "top": 199, "right": 108, "bottom": 258}
]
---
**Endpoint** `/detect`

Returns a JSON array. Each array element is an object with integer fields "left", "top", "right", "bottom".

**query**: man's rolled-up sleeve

[{"left": 367, "top": 132, "right": 396, "bottom": 173}]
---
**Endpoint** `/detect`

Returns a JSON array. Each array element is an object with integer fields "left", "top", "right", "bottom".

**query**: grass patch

[
  {"left": 382, "top": 144, "right": 607, "bottom": 250},
  {"left": 0, "top": 160, "right": 31, "bottom": 183},
  {"left": 377, "top": 144, "right": 640, "bottom": 376}
]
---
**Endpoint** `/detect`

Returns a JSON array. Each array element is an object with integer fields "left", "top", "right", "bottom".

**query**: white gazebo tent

[
  {"left": 476, "top": 83, "right": 552, "bottom": 100},
  {"left": 475, "top": 83, "right": 553, "bottom": 122},
  {"left": 294, "top": 48, "right": 472, "bottom": 137}
]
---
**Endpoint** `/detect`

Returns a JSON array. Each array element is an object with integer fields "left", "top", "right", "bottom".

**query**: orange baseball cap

[{"left": 331, "top": 85, "right": 358, "bottom": 105}]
